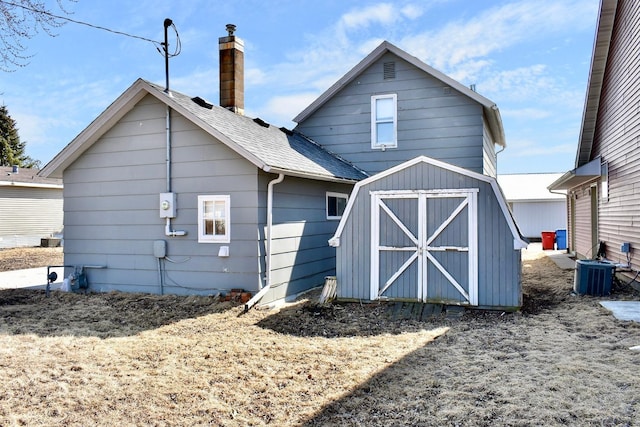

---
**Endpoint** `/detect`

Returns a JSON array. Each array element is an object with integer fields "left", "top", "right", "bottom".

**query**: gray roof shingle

[
  {"left": 148, "top": 81, "right": 367, "bottom": 182},
  {"left": 0, "top": 167, "right": 62, "bottom": 187}
]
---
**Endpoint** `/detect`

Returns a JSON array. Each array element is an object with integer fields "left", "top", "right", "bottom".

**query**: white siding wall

[
  {"left": 0, "top": 187, "right": 63, "bottom": 248},
  {"left": 511, "top": 201, "right": 567, "bottom": 239}
]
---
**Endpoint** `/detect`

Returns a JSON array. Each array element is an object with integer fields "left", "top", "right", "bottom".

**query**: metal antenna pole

[{"left": 163, "top": 18, "right": 172, "bottom": 93}]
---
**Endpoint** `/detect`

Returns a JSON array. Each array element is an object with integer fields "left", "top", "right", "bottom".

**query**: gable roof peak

[{"left": 293, "top": 41, "right": 505, "bottom": 147}]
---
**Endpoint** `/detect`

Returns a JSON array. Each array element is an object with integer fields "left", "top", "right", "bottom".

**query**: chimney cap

[{"left": 226, "top": 24, "right": 236, "bottom": 36}]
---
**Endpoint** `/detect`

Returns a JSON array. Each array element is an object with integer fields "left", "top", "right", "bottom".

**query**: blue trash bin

[{"left": 555, "top": 229, "right": 567, "bottom": 250}]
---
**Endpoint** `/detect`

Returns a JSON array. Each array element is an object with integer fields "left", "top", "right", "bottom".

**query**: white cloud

[
  {"left": 505, "top": 137, "right": 576, "bottom": 157},
  {"left": 339, "top": 4, "right": 397, "bottom": 30},
  {"left": 401, "top": 0, "right": 597, "bottom": 78},
  {"left": 401, "top": 4, "right": 424, "bottom": 20},
  {"left": 256, "top": 92, "right": 320, "bottom": 127},
  {"left": 502, "top": 108, "right": 552, "bottom": 120}
]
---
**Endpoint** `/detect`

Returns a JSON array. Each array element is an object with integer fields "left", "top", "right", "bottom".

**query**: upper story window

[
  {"left": 326, "top": 192, "right": 348, "bottom": 220},
  {"left": 198, "top": 195, "right": 230, "bottom": 243},
  {"left": 371, "top": 94, "right": 397, "bottom": 149}
]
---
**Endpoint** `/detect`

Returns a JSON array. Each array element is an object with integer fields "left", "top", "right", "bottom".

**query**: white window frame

[
  {"left": 326, "top": 192, "right": 349, "bottom": 220},
  {"left": 198, "top": 195, "right": 230, "bottom": 243},
  {"left": 371, "top": 94, "right": 397, "bottom": 149}
]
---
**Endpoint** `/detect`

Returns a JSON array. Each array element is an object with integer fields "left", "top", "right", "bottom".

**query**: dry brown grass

[
  {"left": 0, "top": 247, "right": 63, "bottom": 271},
  {"left": 0, "top": 247, "right": 639, "bottom": 426}
]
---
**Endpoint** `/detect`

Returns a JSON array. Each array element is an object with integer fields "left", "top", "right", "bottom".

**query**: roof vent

[
  {"left": 253, "top": 117, "right": 270, "bottom": 128},
  {"left": 383, "top": 61, "right": 396, "bottom": 79},
  {"left": 279, "top": 127, "right": 293, "bottom": 136},
  {"left": 191, "top": 96, "right": 213, "bottom": 109}
]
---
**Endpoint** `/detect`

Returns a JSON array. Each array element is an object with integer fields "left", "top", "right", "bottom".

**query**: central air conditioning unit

[{"left": 573, "top": 260, "right": 614, "bottom": 296}]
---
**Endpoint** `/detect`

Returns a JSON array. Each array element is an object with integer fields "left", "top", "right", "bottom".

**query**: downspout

[{"left": 244, "top": 172, "right": 284, "bottom": 311}]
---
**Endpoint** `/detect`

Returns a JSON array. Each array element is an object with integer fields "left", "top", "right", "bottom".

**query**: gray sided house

[
  {"left": 294, "top": 41, "right": 505, "bottom": 178},
  {"left": 329, "top": 157, "right": 527, "bottom": 310},
  {"left": 41, "top": 29, "right": 525, "bottom": 308},
  {"left": 549, "top": 0, "right": 639, "bottom": 272},
  {"left": 295, "top": 41, "right": 525, "bottom": 309},
  {"left": 39, "top": 77, "right": 364, "bottom": 304},
  {"left": 0, "top": 166, "right": 63, "bottom": 248}
]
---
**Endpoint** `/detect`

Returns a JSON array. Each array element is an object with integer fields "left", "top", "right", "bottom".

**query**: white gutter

[
  {"left": 244, "top": 173, "right": 284, "bottom": 311},
  {"left": 0, "top": 181, "right": 63, "bottom": 189}
]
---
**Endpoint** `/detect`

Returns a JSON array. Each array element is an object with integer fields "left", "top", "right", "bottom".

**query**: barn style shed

[{"left": 329, "top": 156, "right": 528, "bottom": 310}]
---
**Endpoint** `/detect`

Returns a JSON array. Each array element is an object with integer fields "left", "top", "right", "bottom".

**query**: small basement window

[
  {"left": 371, "top": 94, "right": 397, "bottom": 149},
  {"left": 327, "top": 192, "right": 348, "bottom": 220},
  {"left": 198, "top": 195, "right": 230, "bottom": 243}
]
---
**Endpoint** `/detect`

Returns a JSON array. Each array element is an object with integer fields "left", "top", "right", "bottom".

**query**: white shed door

[{"left": 370, "top": 190, "right": 478, "bottom": 305}]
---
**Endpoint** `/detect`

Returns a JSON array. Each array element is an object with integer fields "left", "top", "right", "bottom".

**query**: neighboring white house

[
  {"left": 0, "top": 166, "right": 63, "bottom": 248},
  {"left": 498, "top": 173, "right": 567, "bottom": 240}
]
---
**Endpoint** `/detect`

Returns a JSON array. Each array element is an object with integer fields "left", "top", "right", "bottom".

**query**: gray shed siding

[
  {"left": 295, "top": 52, "right": 486, "bottom": 176},
  {"left": 62, "top": 95, "right": 263, "bottom": 295},
  {"left": 266, "top": 175, "right": 353, "bottom": 303},
  {"left": 0, "top": 187, "right": 63, "bottom": 248},
  {"left": 482, "top": 118, "right": 497, "bottom": 177},
  {"left": 336, "top": 161, "right": 521, "bottom": 308}
]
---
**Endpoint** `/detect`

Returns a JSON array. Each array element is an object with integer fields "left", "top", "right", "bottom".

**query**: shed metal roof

[{"left": 497, "top": 173, "right": 566, "bottom": 202}]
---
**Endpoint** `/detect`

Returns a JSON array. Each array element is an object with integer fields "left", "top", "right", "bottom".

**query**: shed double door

[{"left": 370, "top": 190, "right": 478, "bottom": 305}]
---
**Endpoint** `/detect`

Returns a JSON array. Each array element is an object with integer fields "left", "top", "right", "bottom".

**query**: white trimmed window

[
  {"left": 371, "top": 94, "right": 397, "bottom": 149},
  {"left": 198, "top": 195, "right": 230, "bottom": 243},
  {"left": 327, "top": 192, "right": 348, "bottom": 220}
]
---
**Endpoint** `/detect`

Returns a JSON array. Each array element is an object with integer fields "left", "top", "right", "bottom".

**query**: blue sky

[{"left": 0, "top": 0, "right": 599, "bottom": 174}]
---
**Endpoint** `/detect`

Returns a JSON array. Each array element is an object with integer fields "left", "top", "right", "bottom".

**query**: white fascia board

[{"left": 0, "top": 181, "right": 63, "bottom": 189}]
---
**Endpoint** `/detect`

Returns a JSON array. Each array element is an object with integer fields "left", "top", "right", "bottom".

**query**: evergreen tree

[{"left": 0, "top": 105, "right": 40, "bottom": 168}]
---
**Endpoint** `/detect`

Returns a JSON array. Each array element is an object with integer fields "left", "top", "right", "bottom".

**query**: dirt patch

[
  {"left": 0, "top": 247, "right": 639, "bottom": 426},
  {"left": 0, "top": 247, "right": 63, "bottom": 271}
]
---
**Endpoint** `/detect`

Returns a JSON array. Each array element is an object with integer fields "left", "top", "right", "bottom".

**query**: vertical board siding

[
  {"left": 0, "top": 187, "right": 63, "bottom": 248},
  {"left": 295, "top": 52, "right": 486, "bottom": 176},
  {"left": 584, "top": 0, "right": 640, "bottom": 267},
  {"left": 336, "top": 161, "right": 521, "bottom": 308},
  {"left": 63, "top": 95, "right": 263, "bottom": 295},
  {"left": 264, "top": 177, "right": 354, "bottom": 304},
  {"left": 482, "top": 120, "right": 497, "bottom": 177}
]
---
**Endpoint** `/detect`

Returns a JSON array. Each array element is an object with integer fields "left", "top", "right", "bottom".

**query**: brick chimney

[{"left": 219, "top": 24, "right": 244, "bottom": 115}]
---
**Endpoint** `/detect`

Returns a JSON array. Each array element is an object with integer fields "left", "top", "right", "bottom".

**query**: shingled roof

[
  {"left": 40, "top": 79, "right": 367, "bottom": 183},
  {"left": 0, "top": 166, "right": 62, "bottom": 188}
]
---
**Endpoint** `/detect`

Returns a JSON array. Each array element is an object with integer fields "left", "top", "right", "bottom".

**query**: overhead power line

[{"left": 0, "top": 0, "right": 163, "bottom": 47}]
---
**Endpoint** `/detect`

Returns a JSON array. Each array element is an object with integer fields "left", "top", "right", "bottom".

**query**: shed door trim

[{"left": 370, "top": 189, "right": 478, "bottom": 305}]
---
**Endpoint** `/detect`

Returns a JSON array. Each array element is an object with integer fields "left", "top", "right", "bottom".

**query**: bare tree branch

[{"left": 0, "top": 0, "right": 77, "bottom": 71}]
